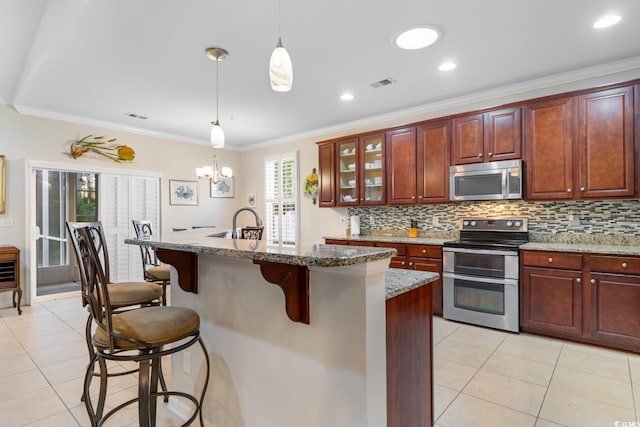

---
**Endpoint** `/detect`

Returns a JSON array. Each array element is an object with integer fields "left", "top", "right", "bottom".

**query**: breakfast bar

[{"left": 126, "top": 230, "right": 437, "bottom": 427}]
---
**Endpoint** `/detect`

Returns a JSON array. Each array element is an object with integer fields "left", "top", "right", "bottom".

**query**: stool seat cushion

[
  {"left": 106, "top": 282, "right": 163, "bottom": 307},
  {"left": 147, "top": 264, "right": 170, "bottom": 281},
  {"left": 94, "top": 306, "right": 200, "bottom": 349}
]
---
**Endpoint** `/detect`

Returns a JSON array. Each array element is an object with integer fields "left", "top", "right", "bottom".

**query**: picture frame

[
  {"left": 169, "top": 179, "right": 198, "bottom": 205},
  {"left": 210, "top": 177, "right": 235, "bottom": 198},
  {"left": 0, "top": 155, "right": 5, "bottom": 214}
]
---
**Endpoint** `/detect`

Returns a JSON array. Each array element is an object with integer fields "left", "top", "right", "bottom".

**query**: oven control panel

[{"left": 460, "top": 218, "right": 528, "bottom": 232}]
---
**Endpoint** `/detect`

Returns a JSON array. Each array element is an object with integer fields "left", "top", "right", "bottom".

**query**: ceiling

[{"left": 2, "top": 0, "right": 640, "bottom": 150}]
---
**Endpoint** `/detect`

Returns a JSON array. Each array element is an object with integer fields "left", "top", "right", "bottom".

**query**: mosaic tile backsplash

[{"left": 348, "top": 200, "right": 640, "bottom": 244}]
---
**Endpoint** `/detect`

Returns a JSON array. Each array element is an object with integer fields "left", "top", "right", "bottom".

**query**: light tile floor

[{"left": 1, "top": 295, "right": 638, "bottom": 426}]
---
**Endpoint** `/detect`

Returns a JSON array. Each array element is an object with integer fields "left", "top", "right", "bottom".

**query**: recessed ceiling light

[
  {"left": 438, "top": 62, "right": 456, "bottom": 71},
  {"left": 395, "top": 27, "right": 440, "bottom": 50},
  {"left": 340, "top": 93, "right": 354, "bottom": 101},
  {"left": 593, "top": 15, "right": 621, "bottom": 29}
]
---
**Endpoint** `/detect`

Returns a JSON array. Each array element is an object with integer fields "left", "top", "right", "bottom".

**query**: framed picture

[
  {"left": 0, "top": 155, "right": 5, "bottom": 214},
  {"left": 169, "top": 180, "right": 198, "bottom": 205},
  {"left": 211, "top": 177, "right": 235, "bottom": 198}
]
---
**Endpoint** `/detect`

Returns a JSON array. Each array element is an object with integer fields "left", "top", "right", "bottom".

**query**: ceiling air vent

[
  {"left": 369, "top": 77, "right": 396, "bottom": 88},
  {"left": 125, "top": 112, "right": 148, "bottom": 120}
]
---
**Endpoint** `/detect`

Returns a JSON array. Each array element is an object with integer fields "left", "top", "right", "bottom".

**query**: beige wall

[{"left": 0, "top": 104, "right": 242, "bottom": 308}]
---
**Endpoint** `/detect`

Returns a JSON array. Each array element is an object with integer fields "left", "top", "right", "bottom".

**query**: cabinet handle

[
  {"left": 401, "top": 261, "right": 405, "bottom": 266},
  {"left": 488, "top": 152, "right": 493, "bottom": 157},
  {"left": 590, "top": 279, "right": 596, "bottom": 285},
  {"left": 576, "top": 278, "right": 581, "bottom": 283},
  {"left": 360, "top": 198, "right": 364, "bottom": 201},
  {"left": 478, "top": 153, "right": 483, "bottom": 157},
  {"left": 548, "top": 257, "right": 553, "bottom": 263},
  {"left": 411, "top": 196, "right": 416, "bottom": 199},
  {"left": 419, "top": 195, "right": 423, "bottom": 199},
  {"left": 567, "top": 188, "right": 572, "bottom": 193},
  {"left": 580, "top": 187, "right": 585, "bottom": 192},
  {"left": 422, "top": 249, "right": 427, "bottom": 254},
  {"left": 409, "top": 262, "right": 414, "bottom": 267},
  {"left": 622, "top": 262, "right": 628, "bottom": 269}
]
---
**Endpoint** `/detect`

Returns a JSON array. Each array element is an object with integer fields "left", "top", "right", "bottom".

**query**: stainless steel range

[{"left": 442, "top": 218, "right": 528, "bottom": 333}]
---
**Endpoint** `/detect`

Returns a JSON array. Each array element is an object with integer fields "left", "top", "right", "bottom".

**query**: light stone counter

[
  {"left": 521, "top": 242, "right": 640, "bottom": 256},
  {"left": 324, "top": 234, "right": 453, "bottom": 246},
  {"left": 385, "top": 268, "right": 438, "bottom": 299}
]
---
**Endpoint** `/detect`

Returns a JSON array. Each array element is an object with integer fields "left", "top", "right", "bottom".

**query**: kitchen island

[{"left": 126, "top": 230, "right": 437, "bottom": 427}]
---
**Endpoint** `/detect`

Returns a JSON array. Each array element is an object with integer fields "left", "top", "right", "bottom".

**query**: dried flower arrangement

[{"left": 70, "top": 135, "right": 135, "bottom": 163}]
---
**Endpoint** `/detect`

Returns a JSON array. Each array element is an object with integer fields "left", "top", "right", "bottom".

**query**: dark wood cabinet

[
  {"left": 525, "top": 85, "right": 635, "bottom": 201},
  {"left": 359, "top": 133, "right": 386, "bottom": 205},
  {"left": 417, "top": 121, "right": 450, "bottom": 204},
  {"left": 406, "top": 244, "right": 443, "bottom": 316},
  {"left": 520, "top": 255, "right": 583, "bottom": 338},
  {"left": 376, "top": 242, "right": 407, "bottom": 269},
  {"left": 524, "top": 97, "right": 575, "bottom": 200},
  {"left": 521, "top": 250, "right": 640, "bottom": 353},
  {"left": 0, "top": 246, "right": 22, "bottom": 315},
  {"left": 578, "top": 86, "right": 635, "bottom": 199},
  {"left": 386, "top": 128, "right": 418, "bottom": 204},
  {"left": 317, "top": 142, "right": 335, "bottom": 207},
  {"left": 452, "top": 108, "right": 521, "bottom": 165},
  {"left": 386, "top": 281, "right": 432, "bottom": 427},
  {"left": 335, "top": 138, "right": 360, "bottom": 207}
]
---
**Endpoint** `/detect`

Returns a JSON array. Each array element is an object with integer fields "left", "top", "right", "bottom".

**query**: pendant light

[
  {"left": 269, "top": 0, "right": 293, "bottom": 92},
  {"left": 205, "top": 47, "right": 228, "bottom": 147}
]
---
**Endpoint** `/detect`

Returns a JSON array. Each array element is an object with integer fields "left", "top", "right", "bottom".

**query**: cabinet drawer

[
  {"left": 407, "top": 244, "right": 442, "bottom": 258},
  {"left": 590, "top": 255, "right": 640, "bottom": 275},
  {"left": 521, "top": 251, "right": 582, "bottom": 270},
  {"left": 375, "top": 242, "right": 406, "bottom": 256},
  {"left": 325, "top": 239, "right": 347, "bottom": 245}
]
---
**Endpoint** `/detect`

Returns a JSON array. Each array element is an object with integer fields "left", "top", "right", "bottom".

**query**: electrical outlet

[
  {"left": 0, "top": 217, "right": 14, "bottom": 227},
  {"left": 183, "top": 350, "right": 191, "bottom": 375},
  {"left": 568, "top": 214, "right": 580, "bottom": 226},
  {"left": 339, "top": 215, "right": 346, "bottom": 224},
  {"left": 370, "top": 215, "right": 375, "bottom": 226}
]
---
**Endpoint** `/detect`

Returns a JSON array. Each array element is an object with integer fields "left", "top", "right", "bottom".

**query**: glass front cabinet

[{"left": 336, "top": 133, "right": 385, "bottom": 206}]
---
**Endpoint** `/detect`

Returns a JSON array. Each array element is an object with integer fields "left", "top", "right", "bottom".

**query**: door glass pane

[
  {"left": 454, "top": 278, "right": 504, "bottom": 315},
  {"left": 454, "top": 173, "right": 502, "bottom": 197},
  {"left": 337, "top": 140, "right": 357, "bottom": 203}
]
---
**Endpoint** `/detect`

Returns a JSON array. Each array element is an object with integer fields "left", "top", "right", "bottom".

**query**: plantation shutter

[{"left": 265, "top": 152, "right": 299, "bottom": 246}]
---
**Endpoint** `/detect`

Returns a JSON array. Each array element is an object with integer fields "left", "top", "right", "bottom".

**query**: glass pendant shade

[
  {"left": 210, "top": 120, "right": 225, "bottom": 148},
  {"left": 269, "top": 38, "right": 293, "bottom": 92}
]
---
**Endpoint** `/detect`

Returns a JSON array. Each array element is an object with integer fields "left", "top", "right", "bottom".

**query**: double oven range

[{"left": 442, "top": 218, "right": 528, "bottom": 333}]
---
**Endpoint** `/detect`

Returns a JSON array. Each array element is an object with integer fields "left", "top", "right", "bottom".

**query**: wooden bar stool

[
  {"left": 75, "top": 226, "right": 210, "bottom": 427},
  {"left": 132, "top": 220, "right": 170, "bottom": 305}
]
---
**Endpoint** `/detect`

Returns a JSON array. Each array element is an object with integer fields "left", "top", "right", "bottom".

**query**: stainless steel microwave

[{"left": 450, "top": 159, "right": 522, "bottom": 201}]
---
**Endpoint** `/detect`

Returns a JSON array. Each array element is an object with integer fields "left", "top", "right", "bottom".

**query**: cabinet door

[
  {"left": 589, "top": 272, "right": 640, "bottom": 349},
  {"left": 318, "top": 143, "right": 336, "bottom": 207},
  {"left": 360, "top": 133, "right": 385, "bottom": 205},
  {"left": 578, "top": 86, "right": 635, "bottom": 199},
  {"left": 417, "top": 121, "right": 450, "bottom": 204},
  {"left": 451, "top": 113, "right": 484, "bottom": 165},
  {"left": 336, "top": 138, "right": 359, "bottom": 206},
  {"left": 524, "top": 97, "right": 575, "bottom": 200},
  {"left": 408, "top": 257, "right": 443, "bottom": 316},
  {"left": 520, "top": 266, "right": 582, "bottom": 337},
  {"left": 485, "top": 107, "right": 522, "bottom": 162},
  {"left": 386, "top": 128, "right": 418, "bottom": 204}
]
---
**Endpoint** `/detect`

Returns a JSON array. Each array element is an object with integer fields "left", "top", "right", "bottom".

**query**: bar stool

[
  {"left": 132, "top": 220, "right": 170, "bottom": 305},
  {"left": 66, "top": 221, "right": 168, "bottom": 401},
  {"left": 75, "top": 226, "right": 209, "bottom": 427}
]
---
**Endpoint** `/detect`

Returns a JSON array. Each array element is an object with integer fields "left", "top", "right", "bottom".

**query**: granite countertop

[
  {"left": 385, "top": 268, "right": 439, "bottom": 299},
  {"left": 125, "top": 229, "right": 396, "bottom": 267},
  {"left": 521, "top": 242, "right": 640, "bottom": 256},
  {"left": 324, "top": 234, "right": 453, "bottom": 246}
]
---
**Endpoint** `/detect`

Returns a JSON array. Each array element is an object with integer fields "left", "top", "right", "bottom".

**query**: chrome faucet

[{"left": 231, "top": 207, "right": 264, "bottom": 239}]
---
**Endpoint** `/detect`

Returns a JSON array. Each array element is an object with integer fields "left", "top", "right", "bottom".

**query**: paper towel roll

[{"left": 350, "top": 215, "right": 360, "bottom": 236}]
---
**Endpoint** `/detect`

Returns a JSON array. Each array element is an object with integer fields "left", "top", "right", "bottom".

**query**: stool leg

[
  {"left": 198, "top": 338, "right": 211, "bottom": 427},
  {"left": 138, "top": 358, "right": 151, "bottom": 427},
  {"left": 158, "top": 356, "right": 170, "bottom": 402},
  {"left": 81, "top": 314, "right": 94, "bottom": 403},
  {"left": 95, "top": 357, "right": 108, "bottom": 420},
  {"left": 83, "top": 353, "right": 98, "bottom": 427},
  {"left": 150, "top": 352, "right": 161, "bottom": 424}
]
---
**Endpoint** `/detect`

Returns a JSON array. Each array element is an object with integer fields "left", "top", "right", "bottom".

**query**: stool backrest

[
  {"left": 66, "top": 221, "right": 111, "bottom": 305},
  {"left": 131, "top": 220, "right": 161, "bottom": 279},
  {"left": 241, "top": 226, "right": 264, "bottom": 240}
]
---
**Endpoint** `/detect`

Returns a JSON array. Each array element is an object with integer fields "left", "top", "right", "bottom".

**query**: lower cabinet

[
  {"left": 521, "top": 250, "right": 640, "bottom": 352},
  {"left": 324, "top": 238, "right": 443, "bottom": 315}
]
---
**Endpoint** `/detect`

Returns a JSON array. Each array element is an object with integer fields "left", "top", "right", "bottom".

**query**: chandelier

[{"left": 196, "top": 152, "right": 232, "bottom": 184}]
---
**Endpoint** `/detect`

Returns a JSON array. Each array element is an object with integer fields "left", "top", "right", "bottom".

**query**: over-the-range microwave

[{"left": 449, "top": 159, "right": 522, "bottom": 201}]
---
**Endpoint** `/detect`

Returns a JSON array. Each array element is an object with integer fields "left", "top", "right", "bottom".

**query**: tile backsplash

[{"left": 349, "top": 199, "right": 640, "bottom": 243}]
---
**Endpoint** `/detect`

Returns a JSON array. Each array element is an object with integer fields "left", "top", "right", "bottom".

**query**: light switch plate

[{"left": 0, "top": 217, "right": 14, "bottom": 227}]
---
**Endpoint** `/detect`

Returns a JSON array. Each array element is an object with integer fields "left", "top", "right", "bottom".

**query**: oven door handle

[
  {"left": 443, "top": 272, "right": 518, "bottom": 286},
  {"left": 443, "top": 247, "right": 518, "bottom": 256}
]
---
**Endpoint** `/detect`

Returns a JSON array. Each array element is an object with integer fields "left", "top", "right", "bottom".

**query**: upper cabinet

[
  {"left": 386, "top": 128, "right": 418, "bottom": 204},
  {"left": 525, "top": 85, "right": 635, "bottom": 201},
  {"left": 417, "top": 121, "right": 450, "bottom": 203},
  {"left": 318, "top": 142, "right": 336, "bottom": 207},
  {"left": 318, "top": 134, "right": 386, "bottom": 207},
  {"left": 451, "top": 107, "right": 522, "bottom": 165}
]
